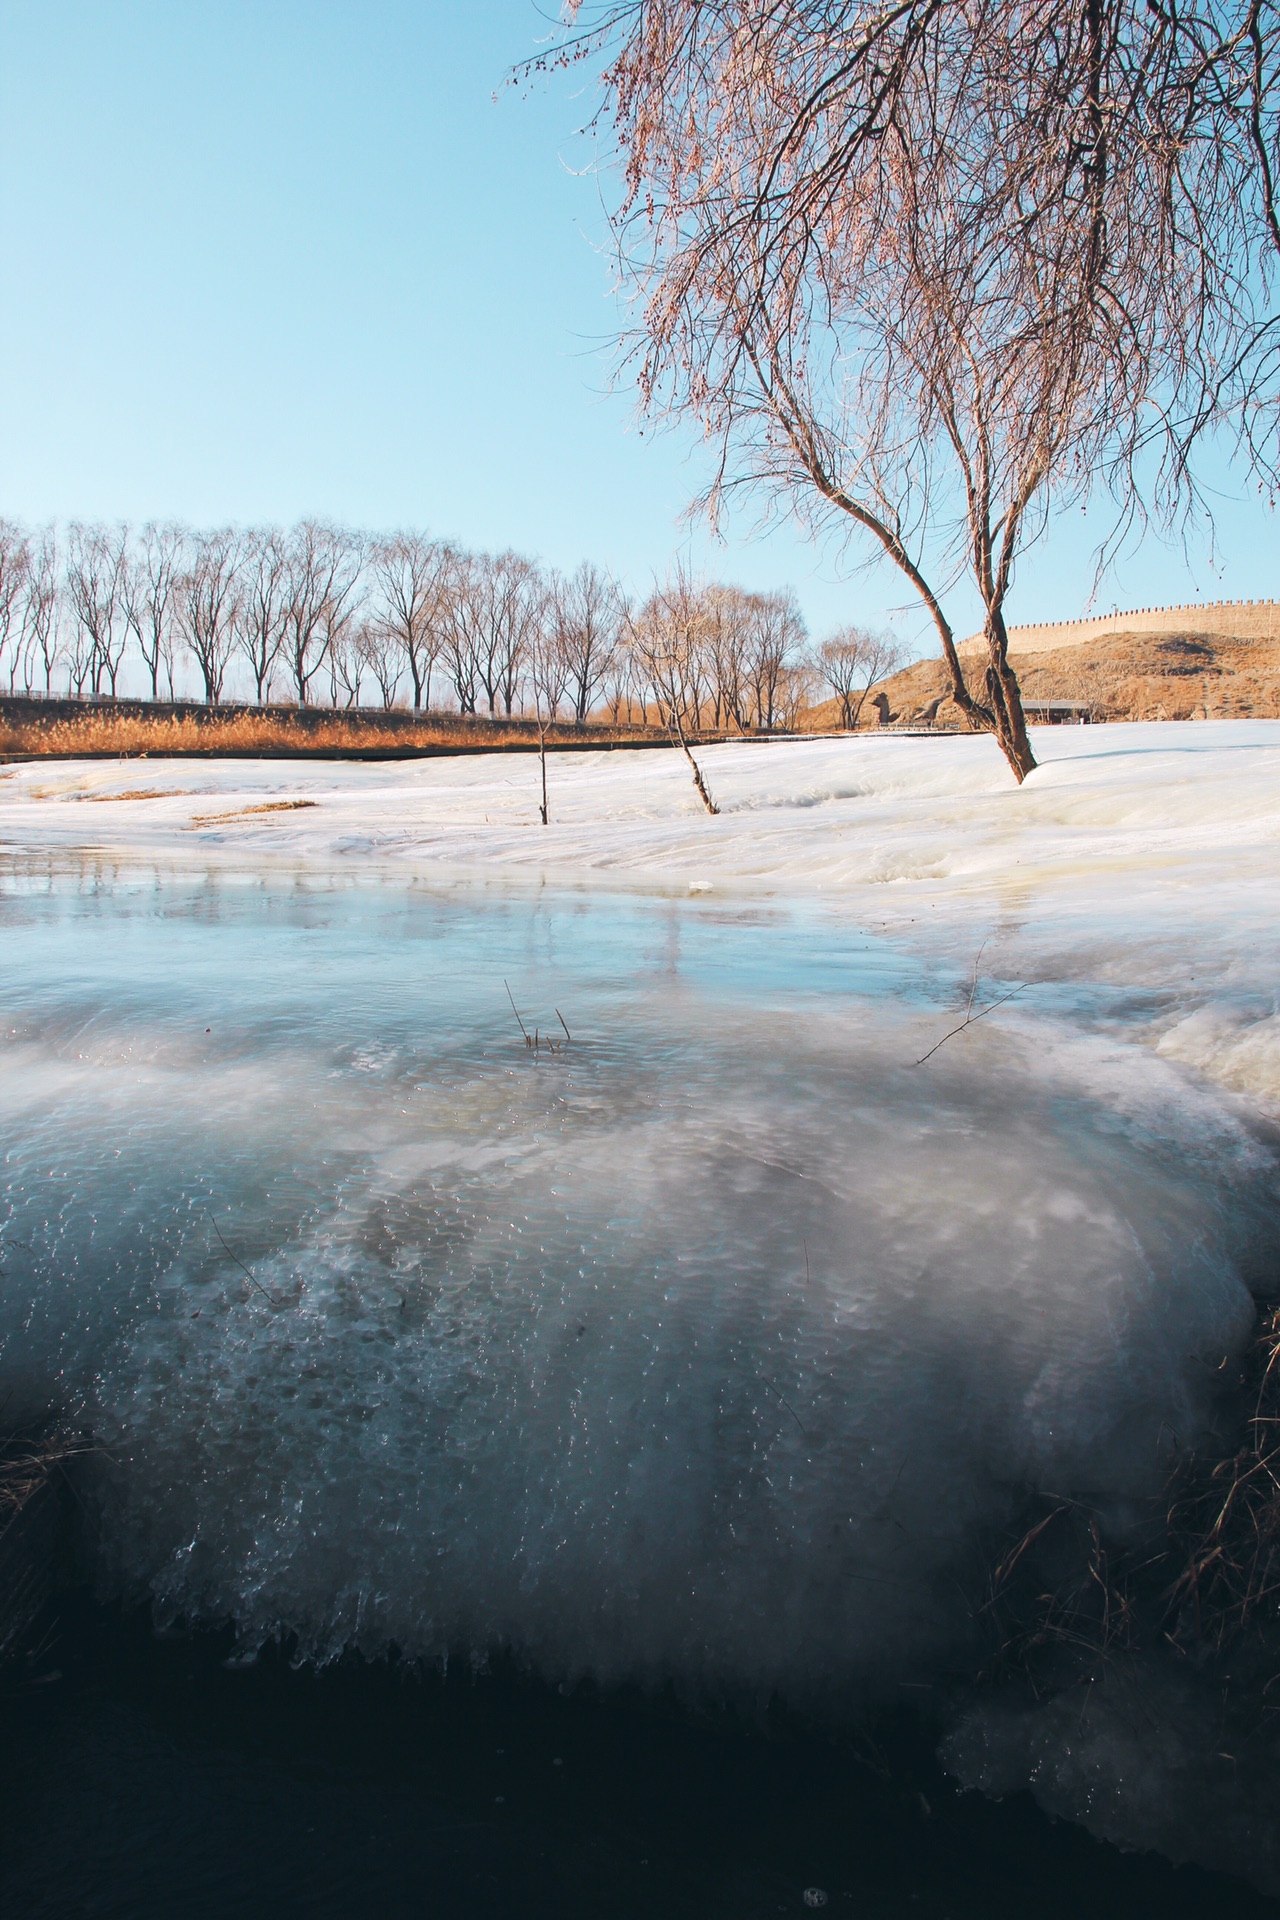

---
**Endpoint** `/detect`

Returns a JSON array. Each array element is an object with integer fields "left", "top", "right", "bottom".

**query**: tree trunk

[
  {"left": 684, "top": 741, "right": 718, "bottom": 814},
  {"left": 984, "top": 608, "right": 1036, "bottom": 781},
  {"left": 670, "top": 709, "right": 718, "bottom": 815}
]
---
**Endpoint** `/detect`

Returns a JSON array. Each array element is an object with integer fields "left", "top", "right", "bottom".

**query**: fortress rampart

[{"left": 958, "top": 598, "right": 1279, "bottom": 656}]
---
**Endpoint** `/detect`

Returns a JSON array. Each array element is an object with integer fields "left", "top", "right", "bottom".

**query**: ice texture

[
  {"left": 0, "top": 872, "right": 1270, "bottom": 1709},
  {"left": 3, "top": 720, "right": 1277, "bottom": 916},
  {"left": 942, "top": 1655, "right": 1280, "bottom": 1895},
  {"left": 5, "top": 719, "right": 1278, "bottom": 1117},
  {"left": 3, "top": 721, "right": 1280, "bottom": 1884}
]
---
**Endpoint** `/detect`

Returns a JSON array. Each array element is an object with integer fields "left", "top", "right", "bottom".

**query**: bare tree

[
  {"left": 326, "top": 650, "right": 359, "bottom": 713},
  {"left": 355, "top": 617, "right": 404, "bottom": 709},
  {"left": 559, "top": 1, "right": 1280, "bottom": 782},
  {"left": 603, "top": 633, "right": 644, "bottom": 725},
  {"left": 441, "top": 553, "right": 480, "bottom": 716},
  {"left": 438, "top": 550, "right": 484, "bottom": 715},
  {"left": 551, "top": 561, "right": 624, "bottom": 723},
  {"left": 176, "top": 529, "right": 242, "bottom": 704},
  {"left": 65, "top": 523, "right": 129, "bottom": 696},
  {"left": 280, "top": 522, "right": 361, "bottom": 704},
  {"left": 235, "top": 527, "right": 289, "bottom": 704},
  {"left": 530, "top": 592, "right": 570, "bottom": 720},
  {"left": 819, "top": 628, "right": 906, "bottom": 729},
  {"left": 23, "top": 529, "right": 61, "bottom": 693},
  {"left": 742, "top": 589, "right": 806, "bottom": 730},
  {"left": 366, "top": 533, "right": 451, "bottom": 711},
  {"left": 320, "top": 536, "right": 366, "bottom": 707},
  {"left": 702, "top": 584, "right": 750, "bottom": 729},
  {"left": 774, "top": 657, "right": 820, "bottom": 731},
  {"left": 122, "top": 522, "right": 185, "bottom": 701},
  {"left": 629, "top": 571, "right": 719, "bottom": 814},
  {"left": 0, "top": 521, "right": 31, "bottom": 693},
  {"left": 326, "top": 630, "right": 364, "bottom": 707},
  {"left": 441, "top": 550, "right": 546, "bottom": 718},
  {"left": 470, "top": 551, "right": 543, "bottom": 717}
]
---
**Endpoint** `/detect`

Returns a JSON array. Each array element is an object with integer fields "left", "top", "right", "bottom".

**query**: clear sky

[{"left": 0, "top": 0, "right": 1274, "bottom": 656}]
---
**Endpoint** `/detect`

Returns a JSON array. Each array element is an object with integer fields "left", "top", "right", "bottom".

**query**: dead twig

[
  {"left": 504, "top": 980, "right": 531, "bottom": 1044},
  {"left": 915, "top": 983, "right": 1028, "bottom": 1067},
  {"left": 965, "top": 939, "right": 990, "bottom": 1019},
  {"left": 761, "top": 1378, "right": 809, "bottom": 1441},
  {"left": 207, "top": 1209, "right": 277, "bottom": 1306}
]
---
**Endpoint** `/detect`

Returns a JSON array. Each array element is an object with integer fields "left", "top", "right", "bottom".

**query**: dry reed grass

[
  {"left": 504, "top": 981, "right": 574, "bottom": 1055},
  {"left": 0, "top": 1427, "right": 88, "bottom": 1670},
  {"left": 1163, "top": 1304, "right": 1280, "bottom": 1647},
  {"left": 187, "top": 800, "right": 319, "bottom": 828},
  {"left": 982, "top": 1301, "right": 1280, "bottom": 1678},
  {"left": 0, "top": 704, "right": 669, "bottom": 760},
  {"left": 0, "top": 1429, "right": 84, "bottom": 1535},
  {"left": 85, "top": 787, "right": 186, "bottom": 802}
]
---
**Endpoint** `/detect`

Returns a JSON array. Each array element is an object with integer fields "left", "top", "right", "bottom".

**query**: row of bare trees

[{"left": 0, "top": 518, "right": 902, "bottom": 727}]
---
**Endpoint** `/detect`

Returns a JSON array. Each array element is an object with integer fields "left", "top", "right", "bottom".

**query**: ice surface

[
  {"left": 4, "top": 722, "right": 1278, "bottom": 904},
  {"left": 2, "top": 723, "right": 1280, "bottom": 1880},
  {"left": 0, "top": 873, "right": 1272, "bottom": 1709},
  {"left": 942, "top": 1654, "right": 1280, "bottom": 1894},
  {"left": 4, "top": 720, "right": 1278, "bottom": 1116}
]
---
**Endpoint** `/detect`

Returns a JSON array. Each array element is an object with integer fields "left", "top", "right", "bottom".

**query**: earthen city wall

[{"left": 958, "top": 598, "right": 1279, "bottom": 656}]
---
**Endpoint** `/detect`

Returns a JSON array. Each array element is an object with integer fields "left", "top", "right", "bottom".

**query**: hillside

[{"left": 805, "top": 628, "right": 1280, "bottom": 729}]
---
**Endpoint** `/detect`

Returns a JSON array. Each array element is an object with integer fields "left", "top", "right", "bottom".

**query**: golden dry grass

[
  {"left": 187, "top": 800, "right": 319, "bottom": 828},
  {"left": 0, "top": 705, "right": 669, "bottom": 760},
  {"left": 85, "top": 787, "right": 186, "bottom": 802}
]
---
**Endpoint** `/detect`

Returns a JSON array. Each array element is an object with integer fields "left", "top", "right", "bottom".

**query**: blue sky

[{"left": 0, "top": 0, "right": 1274, "bottom": 655}]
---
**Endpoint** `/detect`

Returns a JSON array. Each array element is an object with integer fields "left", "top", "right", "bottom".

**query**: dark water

[{"left": 2, "top": 1595, "right": 1276, "bottom": 1920}]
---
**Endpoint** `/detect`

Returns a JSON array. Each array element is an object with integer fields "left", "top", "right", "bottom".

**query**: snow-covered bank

[
  {"left": 5, "top": 720, "right": 1279, "bottom": 1111},
  {"left": 4, "top": 721, "right": 1277, "bottom": 909}
]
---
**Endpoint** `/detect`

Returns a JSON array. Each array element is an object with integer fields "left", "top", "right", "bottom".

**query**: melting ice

[{"left": 0, "top": 863, "right": 1273, "bottom": 1709}]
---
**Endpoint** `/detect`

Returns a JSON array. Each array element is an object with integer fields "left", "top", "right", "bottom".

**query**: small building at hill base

[{"left": 1022, "top": 699, "right": 1095, "bottom": 724}]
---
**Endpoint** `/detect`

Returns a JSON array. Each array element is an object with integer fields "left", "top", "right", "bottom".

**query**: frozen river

[
  {"left": 2, "top": 725, "right": 1279, "bottom": 1902},
  {"left": 2, "top": 852, "right": 1272, "bottom": 1691}
]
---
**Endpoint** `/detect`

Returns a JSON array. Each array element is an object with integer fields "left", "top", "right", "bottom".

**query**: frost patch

[{"left": 1155, "top": 1006, "right": 1280, "bottom": 1116}]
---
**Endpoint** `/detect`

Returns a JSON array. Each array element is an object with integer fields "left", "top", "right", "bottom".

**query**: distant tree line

[{"left": 0, "top": 519, "right": 903, "bottom": 729}]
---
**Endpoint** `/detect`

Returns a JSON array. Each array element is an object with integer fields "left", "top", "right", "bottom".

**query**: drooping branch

[{"left": 545, "top": 0, "right": 1280, "bottom": 786}]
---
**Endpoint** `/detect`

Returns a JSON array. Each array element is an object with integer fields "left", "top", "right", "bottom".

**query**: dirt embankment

[{"left": 804, "top": 630, "right": 1280, "bottom": 729}]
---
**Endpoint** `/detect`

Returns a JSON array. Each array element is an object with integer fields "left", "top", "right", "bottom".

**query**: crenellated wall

[{"left": 958, "top": 599, "right": 1280, "bottom": 656}]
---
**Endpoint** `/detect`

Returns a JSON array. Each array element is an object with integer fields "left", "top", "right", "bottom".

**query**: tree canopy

[{"left": 550, "top": 0, "right": 1280, "bottom": 777}]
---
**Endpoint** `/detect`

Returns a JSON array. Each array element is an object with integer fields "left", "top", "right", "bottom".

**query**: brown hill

[{"left": 804, "top": 629, "right": 1280, "bottom": 730}]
